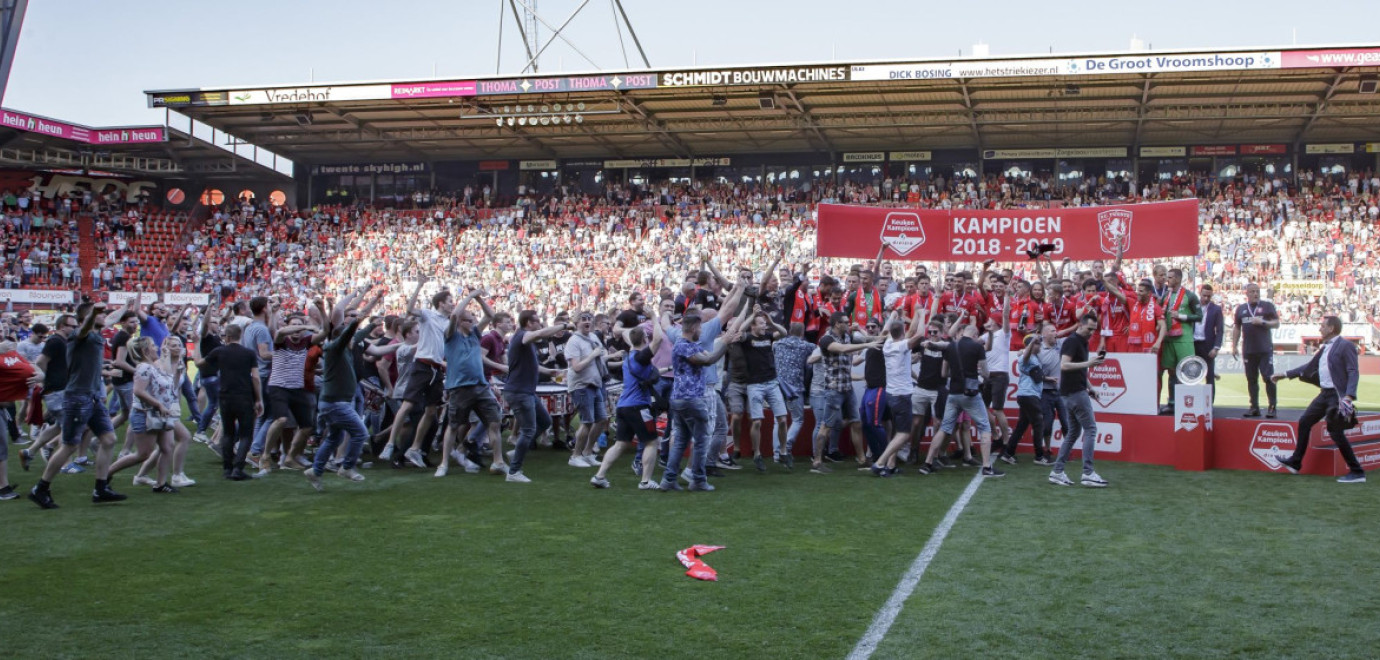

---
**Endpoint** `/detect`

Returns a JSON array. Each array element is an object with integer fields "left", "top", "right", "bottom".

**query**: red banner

[
  {"left": 815, "top": 199, "right": 1199, "bottom": 261},
  {"left": 1240, "top": 144, "right": 1287, "bottom": 155},
  {"left": 1191, "top": 145, "right": 1236, "bottom": 156}
]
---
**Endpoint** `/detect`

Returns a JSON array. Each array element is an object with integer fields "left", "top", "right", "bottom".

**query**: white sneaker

[
  {"left": 1048, "top": 471, "right": 1074, "bottom": 486},
  {"left": 434, "top": 464, "right": 449, "bottom": 478},
  {"left": 251, "top": 468, "right": 271, "bottom": 479},
  {"left": 590, "top": 475, "right": 611, "bottom": 488},
  {"left": 505, "top": 449, "right": 515, "bottom": 463},
  {"left": 569, "top": 456, "right": 593, "bottom": 468},
  {"left": 638, "top": 480, "right": 659, "bottom": 490},
  {"left": 304, "top": 470, "right": 323, "bottom": 491},
  {"left": 506, "top": 471, "right": 531, "bottom": 483},
  {"left": 171, "top": 473, "right": 196, "bottom": 488},
  {"left": 404, "top": 449, "right": 427, "bottom": 469},
  {"left": 459, "top": 454, "right": 481, "bottom": 473},
  {"left": 489, "top": 462, "right": 508, "bottom": 476},
  {"left": 337, "top": 468, "right": 366, "bottom": 482},
  {"left": 1081, "top": 471, "right": 1108, "bottom": 488},
  {"left": 449, "top": 449, "right": 464, "bottom": 465},
  {"left": 582, "top": 454, "right": 601, "bottom": 468},
  {"left": 295, "top": 456, "right": 312, "bottom": 469},
  {"left": 132, "top": 474, "right": 157, "bottom": 487},
  {"left": 378, "top": 444, "right": 394, "bottom": 461},
  {"left": 193, "top": 432, "right": 208, "bottom": 444}
]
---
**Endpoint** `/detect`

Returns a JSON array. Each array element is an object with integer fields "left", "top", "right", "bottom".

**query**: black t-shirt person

[
  {"left": 1060, "top": 331, "right": 1091, "bottom": 396},
  {"left": 111, "top": 330, "right": 135, "bottom": 386},
  {"left": 1234, "top": 300, "right": 1278, "bottom": 354},
  {"left": 739, "top": 333, "right": 778, "bottom": 384},
  {"left": 202, "top": 343, "right": 258, "bottom": 397},
  {"left": 945, "top": 336, "right": 987, "bottom": 394},
  {"left": 41, "top": 334, "right": 70, "bottom": 393}
]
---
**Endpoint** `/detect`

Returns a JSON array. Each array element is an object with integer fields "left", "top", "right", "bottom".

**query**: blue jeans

[
  {"left": 503, "top": 391, "right": 551, "bottom": 474},
  {"left": 781, "top": 395, "right": 807, "bottom": 455},
  {"left": 939, "top": 392, "right": 992, "bottom": 435},
  {"left": 181, "top": 374, "right": 202, "bottom": 421},
  {"left": 706, "top": 390, "right": 727, "bottom": 460},
  {"left": 1055, "top": 390, "right": 1098, "bottom": 475},
  {"left": 313, "top": 400, "right": 370, "bottom": 474},
  {"left": 197, "top": 376, "right": 220, "bottom": 434},
  {"left": 250, "top": 370, "right": 271, "bottom": 455},
  {"left": 1038, "top": 389, "right": 1068, "bottom": 448},
  {"left": 664, "top": 397, "right": 710, "bottom": 486}
]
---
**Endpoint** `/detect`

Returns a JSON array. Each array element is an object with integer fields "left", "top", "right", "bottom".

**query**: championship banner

[{"left": 815, "top": 199, "right": 1199, "bottom": 261}]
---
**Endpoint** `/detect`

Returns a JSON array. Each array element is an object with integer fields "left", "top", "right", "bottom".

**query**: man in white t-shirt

[
  {"left": 870, "top": 312, "right": 930, "bottom": 475},
  {"left": 980, "top": 295, "right": 1012, "bottom": 455},
  {"left": 397, "top": 273, "right": 455, "bottom": 469}
]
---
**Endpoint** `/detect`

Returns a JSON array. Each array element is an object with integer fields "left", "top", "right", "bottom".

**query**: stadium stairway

[{"left": 76, "top": 212, "right": 96, "bottom": 298}]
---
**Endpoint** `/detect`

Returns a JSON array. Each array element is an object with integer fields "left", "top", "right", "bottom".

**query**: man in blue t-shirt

[
  {"left": 437, "top": 288, "right": 506, "bottom": 479},
  {"left": 660, "top": 314, "right": 738, "bottom": 492}
]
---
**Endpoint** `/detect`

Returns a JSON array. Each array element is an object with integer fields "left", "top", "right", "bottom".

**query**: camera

[{"left": 1024, "top": 243, "right": 1058, "bottom": 260}]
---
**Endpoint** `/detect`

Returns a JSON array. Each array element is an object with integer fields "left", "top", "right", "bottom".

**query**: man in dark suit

[
  {"left": 1193, "top": 283, "right": 1224, "bottom": 403},
  {"left": 1272, "top": 315, "right": 1365, "bottom": 483}
]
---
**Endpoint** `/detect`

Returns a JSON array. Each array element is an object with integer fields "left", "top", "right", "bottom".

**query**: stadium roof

[
  {"left": 145, "top": 44, "right": 1380, "bottom": 166},
  {"left": 0, "top": 107, "right": 291, "bottom": 181}
]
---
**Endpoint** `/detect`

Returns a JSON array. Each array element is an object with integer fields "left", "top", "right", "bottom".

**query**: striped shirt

[{"left": 267, "top": 336, "right": 311, "bottom": 389}]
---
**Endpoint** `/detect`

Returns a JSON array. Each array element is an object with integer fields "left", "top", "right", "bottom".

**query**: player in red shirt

[
  {"left": 982, "top": 271, "right": 1007, "bottom": 327},
  {"left": 1122, "top": 278, "right": 1166, "bottom": 354},
  {"left": 896, "top": 275, "right": 937, "bottom": 327},
  {"left": 1099, "top": 272, "right": 1135, "bottom": 352},
  {"left": 1075, "top": 277, "right": 1108, "bottom": 353},
  {"left": 1006, "top": 279, "right": 1040, "bottom": 352}
]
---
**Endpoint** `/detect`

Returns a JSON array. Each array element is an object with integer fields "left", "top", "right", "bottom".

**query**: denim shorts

[
  {"left": 61, "top": 391, "right": 114, "bottom": 446},
  {"left": 747, "top": 381, "right": 787, "bottom": 420},
  {"left": 42, "top": 390, "right": 64, "bottom": 424},
  {"left": 724, "top": 382, "right": 749, "bottom": 415},
  {"left": 571, "top": 384, "right": 609, "bottom": 424},
  {"left": 817, "top": 388, "right": 858, "bottom": 429},
  {"left": 129, "top": 409, "right": 148, "bottom": 434}
]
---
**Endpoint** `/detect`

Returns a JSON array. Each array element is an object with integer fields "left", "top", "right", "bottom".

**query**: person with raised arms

[{"left": 305, "top": 286, "right": 386, "bottom": 491}]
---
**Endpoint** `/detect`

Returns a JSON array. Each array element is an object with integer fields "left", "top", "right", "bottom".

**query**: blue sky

[{"left": 5, "top": 0, "right": 1377, "bottom": 128}]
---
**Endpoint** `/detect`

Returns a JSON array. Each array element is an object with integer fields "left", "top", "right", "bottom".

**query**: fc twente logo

[
  {"left": 1097, "top": 209, "right": 1132, "bottom": 257},
  {"left": 879, "top": 212, "right": 926, "bottom": 256}
]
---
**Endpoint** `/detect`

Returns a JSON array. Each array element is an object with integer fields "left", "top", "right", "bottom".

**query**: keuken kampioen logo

[
  {"left": 1249, "top": 422, "right": 1297, "bottom": 470},
  {"left": 879, "top": 212, "right": 926, "bottom": 256},
  {"left": 1087, "top": 358, "right": 1127, "bottom": 408}
]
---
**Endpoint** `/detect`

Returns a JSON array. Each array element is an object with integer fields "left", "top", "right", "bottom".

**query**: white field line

[{"left": 846, "top": 472, "right": 985, "bottom": 660}]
